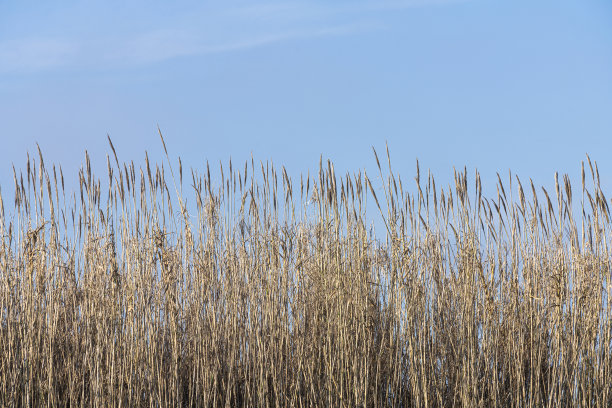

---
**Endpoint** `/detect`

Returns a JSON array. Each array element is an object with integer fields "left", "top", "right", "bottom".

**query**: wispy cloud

[
  {"left": 346, "top": 0, "right": 469, "bottom": 11},
  {"left": 0, "top": 38, "right": 78, "bottom": 73},
  {"left": 227, "top": 0, "right": 466, "bottom": 19},
  {"left": 0, "top": 24, "right": 378, "bottom": 73},
  {"left": 116, "top": 21, "right": 380, "bottom": 64},
  {"left": 0, "top": 0, "right": 466, "bottom": 74}
]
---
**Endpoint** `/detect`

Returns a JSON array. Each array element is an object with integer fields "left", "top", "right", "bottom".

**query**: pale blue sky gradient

[{"left": 1, "top": 0, "right": 612, "bottom": 203}]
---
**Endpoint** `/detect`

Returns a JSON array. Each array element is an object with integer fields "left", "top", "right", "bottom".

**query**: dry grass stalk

[{"left": 0, "top": 143, "right": 611, "bottom": 407}]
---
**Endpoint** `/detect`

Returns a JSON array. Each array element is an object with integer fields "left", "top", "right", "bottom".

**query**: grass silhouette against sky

[{"left": 1, "top": 0, "right": 611, "bottom": 197}]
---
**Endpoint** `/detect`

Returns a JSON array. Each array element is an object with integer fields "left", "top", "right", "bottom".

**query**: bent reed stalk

[{"left": 0, "top": 139, "right": 611, "bottom": 407}]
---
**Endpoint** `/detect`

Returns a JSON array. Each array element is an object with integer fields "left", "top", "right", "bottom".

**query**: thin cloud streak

[
  {"left": 0, "top": 38, "right": 78, "bottom": 73},
  {"left": 1, "top": 23, "right": 380, "bottom": 73},
  {"left": 227, "top": 0, "right": 469, "bottom": 19},
  {"left": 133, "top": 21, "right": 382, "bottom": 62},
  {"left": 0, "top": 0, "right": 465, "bottom": 74}
]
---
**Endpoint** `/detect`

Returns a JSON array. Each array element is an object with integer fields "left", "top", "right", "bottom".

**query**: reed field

[{"left": 0, "top": 136, "right": 611, "bottom": 407}]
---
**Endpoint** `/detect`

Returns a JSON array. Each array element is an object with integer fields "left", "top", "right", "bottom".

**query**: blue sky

[{"left": 1, "top": 0, "right": 612, "bottom": 209}]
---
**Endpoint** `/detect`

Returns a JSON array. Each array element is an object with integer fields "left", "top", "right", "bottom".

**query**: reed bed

[{"left": 0, "top": 137, "right": 611, "bottom": 407}]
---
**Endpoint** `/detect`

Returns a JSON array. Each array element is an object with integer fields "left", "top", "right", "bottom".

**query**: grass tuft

[{"left": 0, "top": 145, "right": 611, "bottom": 407}]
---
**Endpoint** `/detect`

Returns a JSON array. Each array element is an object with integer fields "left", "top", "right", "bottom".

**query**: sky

[{"left": 1, "top": 0, "right": 612, "bottom": 218}]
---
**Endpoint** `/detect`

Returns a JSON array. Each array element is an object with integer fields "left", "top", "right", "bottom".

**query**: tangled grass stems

[{"left": 0, "top": 140, "right": 611, "bottom": 407}]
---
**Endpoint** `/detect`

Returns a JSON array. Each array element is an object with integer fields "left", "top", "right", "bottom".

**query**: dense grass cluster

[{"left": 1, "top": 138, "right": 611, "bottom": 407}]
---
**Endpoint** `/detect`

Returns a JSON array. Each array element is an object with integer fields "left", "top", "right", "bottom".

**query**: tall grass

[{"left": 0, "top": 138, "right": 611, "bottom": 407}]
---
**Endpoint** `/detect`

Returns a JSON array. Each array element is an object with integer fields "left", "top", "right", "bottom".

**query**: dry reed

[{"left": 0, "top": 137, "right": 610, "bottom": 407}]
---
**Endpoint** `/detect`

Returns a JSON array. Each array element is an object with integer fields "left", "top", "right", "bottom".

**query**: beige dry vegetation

[{"left": 0, "top": 137, "right": 611, "bottom": 407}]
